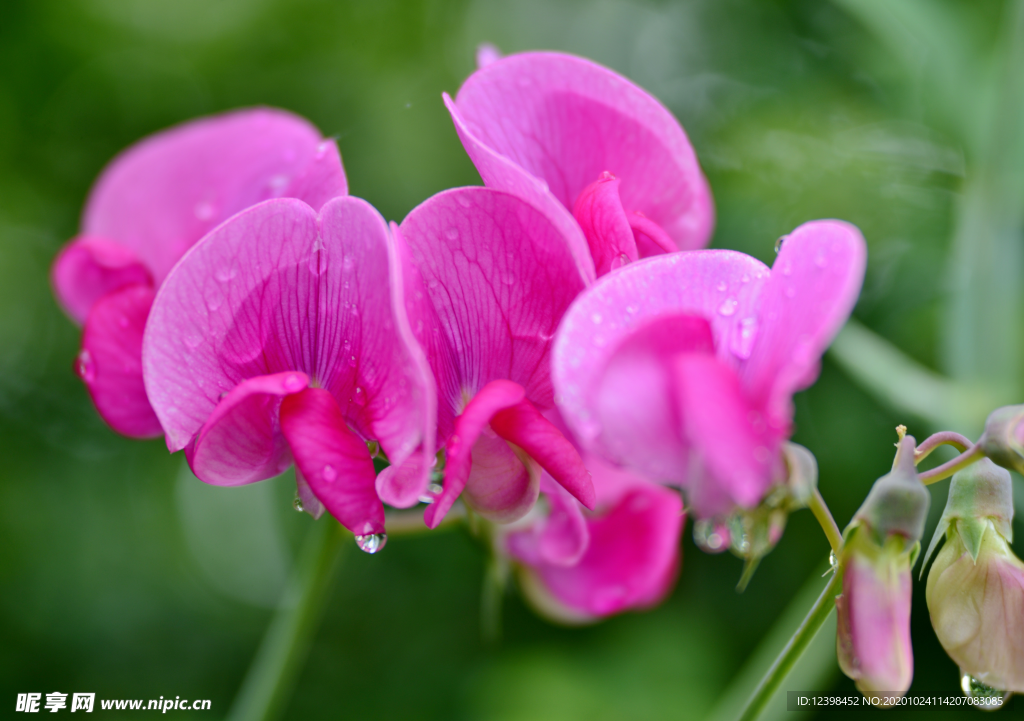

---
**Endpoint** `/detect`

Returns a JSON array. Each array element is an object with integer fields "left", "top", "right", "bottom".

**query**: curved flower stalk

[
  {"left": 397, "top": 187, "right": 596, "bottom": 528},
  {"left": 503, "top": 451, "right": 683, "bottom": 624},
  {"left": 445, "top": 50, "right": 714, "bottom": 281},
  {"left": 552, "top": 220, "right": 866, "bottom": 519},
  {"left": 52, "top": 108, "right": 347, "bottom": 438},
  {"left": 142, "top": 196, "right": 435, "bottom": 547}
]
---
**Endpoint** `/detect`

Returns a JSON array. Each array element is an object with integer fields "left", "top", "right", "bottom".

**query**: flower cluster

[{"left": 53, "top": 50, "right": 865, "bottom": 626}]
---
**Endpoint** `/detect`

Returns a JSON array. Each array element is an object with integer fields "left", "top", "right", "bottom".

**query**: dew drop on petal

[
  {"left": 348, "top": 355, "right": 357, "bottom": 368},
  {"left": 355, "top": 532, "right": 387, "bottom": 554},
  {"left": 117, "top": 315, "right": 130, "bottom": 329},
  {"left": 343, "top": 255, "right": 354, "bottom": 272},
  {"left": 184, "top": 332, "right": 203, "bottom": 349},
  {"left": 718, "top": 297, "right": 737, "bottom": 317},
  {"left": 283, "top": 373, "right": 306, "bottom": 392},
  {"left": 591, "top": 312, "right": 602, "bottom": 324},
  {"left": 785, "top": 286, "right": 796, "bottom": 299},
  {"left": 780, "top": 261, "right": 792, "bottom": 276},
  {"left": 194, "top": 201, "right": 216, "bottom": 221},
  {"left": 741, "top": 274, "right": 750, "bottom": 284},
  {"left": 352, "top": 387, "right": 366, "bottom": 406},
  {"left": 75, "top": 349, "right": 95, "bottom": 383},
  {"left": 730, "top": 317, "right": 758, "bottom": 359},
  {"left": 716, "top": 281, "right": 727, "bottom": 292},
  {"left": 626, "top": 304, "right": 638, "bottom": 315},
  {"left": 500, "top": 272, "right": 516, "bottom": 286},
  {"left": 444, "top": 227, "right": 459, "bottom": 240},
  {"left": 216, "top": 267, "right": 237, "bottom": 283},
  {"left": 322, "top": 464, "right": 337, "bottom": 482},
  {"left": 456, "top": 194, "right": 471, "bottom": 208}
]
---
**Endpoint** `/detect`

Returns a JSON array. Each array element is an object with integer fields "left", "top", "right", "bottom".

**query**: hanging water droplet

[
  {"left": 366, "top": 440, "right": 380, "bottom": 458},
  {"left": 829, "top": 549, "right": 837, "bottom": 569},
  {"left": 960, "top": 671, "right": 1007, "bottom": 709},
  {"left": 293, "top": 496, "right": 304, "bottom": 512},
  {"left": 693, "top": 518, "right": 730, "bottom": 553},
  {"left": 75, "top": 349, "right": 96, "bottom": 383},
  {"left": 352, "top": 386, "right": 367, "bottom": 406},
  {"left": 730, "top": 317, "right": 759, "bottom": 359},
  {"left": 355, "top": 532, "right": 387, "bottom": 554},
  {"left": 718, "top": 297, "right": 737, "bottom": 316},
  {"left": 444, "top": 227, "right": 459, "bottom": 240},
  {"left": 615, "top": 252, "right": 630, "bottom": 269},
  {"left": 322, "top": 464, "right": 337, "bottom": 482},
  {"left": 774, "top": 235, "right": 788, "bottom": 254},
  {"left": 591, "top": 312, "right": 602, "bottom": 324},
  {"left": 716, "top": 281, "right": 727, "bottom": 292}
]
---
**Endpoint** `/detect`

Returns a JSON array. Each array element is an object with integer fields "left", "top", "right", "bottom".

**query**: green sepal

[
  {"left": 920, "top": 519, "right": 952, "bottom": 579},
  {"left": 955, "top": 517, "right": 990, "bottom": 563}
]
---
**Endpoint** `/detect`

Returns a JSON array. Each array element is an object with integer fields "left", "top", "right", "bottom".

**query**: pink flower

[
  {"left": 397, "top": 187, "right": 596, "bottom": 527},
  {"left": 505, "top": 452, "right": 683, "bottom": 623},
  {"left": 141, "top": 196, "right": 434, "bottom": 545},
  {"left": 52, "top": 108, "right": 347, "bottom": 438},
  {"left": 552, "top": 220, "right": 866, "bottom": 517},
  {"left": 444, "top": 51, "right": 714, "bottom": 281}
]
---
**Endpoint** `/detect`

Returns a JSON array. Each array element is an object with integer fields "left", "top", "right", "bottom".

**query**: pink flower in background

[
  {"left": 397, "top": 187, "right": 596, "bottom": 528},
  {"left": 445, "top": 50, "right": 714, "bottom": 281},
  {"left": 505, "top": 452, "right": 683, "bottom": 623},
  {"left": 51, "top": 108, "right": 347, "bottom": 438},
  {"left": 142, "top": 196, "right": 434, "bottom": 547},
  {"left": 552, "top": 220, "right": 866, "bottom": 517}
]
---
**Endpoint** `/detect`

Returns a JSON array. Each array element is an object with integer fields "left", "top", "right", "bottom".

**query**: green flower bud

[
  {"left": 852, "top": 436, "right": 930, "bottom": 545},
  {"left": 979, "top": 404, "right": 1024, "bottom": 475}
]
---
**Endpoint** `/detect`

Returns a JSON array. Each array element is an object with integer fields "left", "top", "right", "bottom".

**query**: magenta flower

[
  {"left": 397, "top": 187, "right": 596, "bottom": 527},
  {"left": 552, "top": 220, "right": 866, "bottom": 517},
  {"left": 444, "top": 51, "right": 714, "bottom": 281},
  {"left": 52, "top": 108, "right": 347, "bottom": 438},
  {"left": 505, "top": 452, "right": 683, "bottom": 623},
  {"left": 141, "top": 196, "right": 435, "bottom": 544}
]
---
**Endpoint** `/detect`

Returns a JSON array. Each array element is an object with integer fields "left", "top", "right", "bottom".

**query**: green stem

[
  {"left": 736, "top": 569, "right": 843, "bottom": 721},
  {"left": 227, "top": 518, "right": 347, "bottom": 721},
  {"left": 918, "top": 443, "right": 984, "bottom": 485},
  {"left": 808, "top": 489, "right": 843, "bottom": 556}
]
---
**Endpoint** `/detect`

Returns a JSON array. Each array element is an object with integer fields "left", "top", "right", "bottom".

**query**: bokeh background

[{"left": 2, "top": 0, "right": 1022, "bottom": 718}]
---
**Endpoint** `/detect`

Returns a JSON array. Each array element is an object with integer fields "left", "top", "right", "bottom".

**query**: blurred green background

[{"left": 2, "top": 0, "right": 1022, "bottom": 718}]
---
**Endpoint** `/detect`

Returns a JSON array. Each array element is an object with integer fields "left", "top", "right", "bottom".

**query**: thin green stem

[
  {"left": 227, "top": 519, "right": 347, "bottom": 721},
  {"left": 808, "top": 489, "right": 843, "bottom": 556},
  {"left": 736, "top": 569, "right": 843, "bottom": 721},
  {"left": 918, "top": 443, "right": 984, "bottom": 485},
  {"left": 914, "top": 431, "right": 972, "bottom": 462}
]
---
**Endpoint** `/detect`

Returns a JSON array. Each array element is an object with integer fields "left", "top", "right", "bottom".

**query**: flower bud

[
  {"left": 978, "top": 404, "right": 1024, "bottom": 475},
  {"left": 925, "top": 459, "right": 1024, "bottom": 694},
  {"left": 835, "top": 528, "right": 916, "bottom": 704},
  {"left": 853, "top": 436, "right": 929, "bottom": 544}
]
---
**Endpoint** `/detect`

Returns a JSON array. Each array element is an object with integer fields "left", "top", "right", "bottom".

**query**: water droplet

[
  {"left": 828, "top": 550, "right": 837, "bottom": 569},
  {"left": 348, "top": 355, "right": 357, "bottom": 367},
  {"left": 960, "top": 671, "right": 1008, "bottom": 709},
  {"left": 456, "top": 194, "right": 471, "bottom": 208},
  {"left": 591, "top": 312, "right": 602, "bottom": 324},
  {"left": 693, "top": 519, "right": 730, "bottom": 553},
  {"left": 350, "top": 306, "right": 359, "bottom": 317},
  {"left": 117, "top": 315, "right": 130, "bottom": 329},
  {"left": 578, "top": 418, "right": 601, "bottom": 442},
  {"left": 293, "top": 496, "right": 304, "bottom": 512},
  {"left": 283, "top": 373, "right": 306, "bottom": 392},
  {"left": 352, "top": 387, "right": 367, "bottom": 406},
  {"left": 730, "top": 317, "right": 759, "bottom": 359},
  {"left": 75, "top": 349, "right": 95, "bottom": 382},
  {"left": 194, "top": 201, "right": 215, "bottom": 221},
  {"left": 615, "top": 252, "right": 630, "bottom": 269},
  {"left": 741, "top": 274, "right": 750, "bottom": 284},
  {"left": 625, "top": 304, "right": 638, "bottom": 315},
  {"left": 718, "top": 297, "right": 737, "bottom": 316},
  {"left": 308, "top": 241, "right": 326, "bottom": 276},
  {"left": 322, "top": 464, "right": 337, "bottom": 481},
  {"left": 780, "top": 261, "right": 792, "bottom": 276},
  {"left": 366, "top": 440, "right": 380, "bottom": 458},
  {"left": 716, "top": 281, "right": 727, "bottom": 292},
  {"left": 444, "top": 227, "right": 459, "bottom": 240},
  {"left": 184, "top": 332, "right": 203, "bottom": 349},
  {"left": 343, "top": 255, "right": 354, "bottom": 272},
  {"left": 355, "top": 532, "right": 387, "bottom": 554},
  {"left": 268, "top": 174, "right": 290, "bottom": 193},
  {"left": 774, "top": 235, "right": 788, "bottom": 254},
  {"left": 784, "top": 286, "right": 796, "bottom": 299},
  {"left": 216, "top": 267, "right": 237, "bottom": 283},
  {"left": 815, "top": 254, "right": 827, "bottom": 269},
  {"left": 500, "top": 272, "right": 516, "bottom": 286}
]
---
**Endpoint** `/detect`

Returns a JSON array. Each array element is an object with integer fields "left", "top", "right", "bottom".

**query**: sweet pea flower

[
  {"left": 552, "top": 220, "right": 866, "bottom": 517},
  {"left": 52, "top": 108, "right": 347, "bottom": 438},
  {"left": 445, "top": 50, "right": 714, "bottom": 281},
  {"left": 142, "top": 196, "right": 434, "bottom": 549},
  {"left": 504, "top": 452, "right": 683, "bottom": 624},
  {"left": 397, "top": 187, "right": 596, "bottom": 527}
]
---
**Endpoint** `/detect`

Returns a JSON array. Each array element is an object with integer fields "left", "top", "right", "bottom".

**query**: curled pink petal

[
  {"left": 424, "top": 379, "right": 526, "bottom": 529},
  {"left": 507, "top": 477, "right": 590, "bottom": 568},
  {"left": 463, "top": 430, "right": 540, "bottom": 524},
  {"left": 52, "top": 237, "right": 152, "bottom": 325},
  {"left": 571, "top": 173, "right": 638, "bottom": 276},
  {"left": 740, "top": 220, "right": 866, "bottom": 425},
  {"left": 280, "top": 387, "right": 384, "bottom": 536},
  {"left": 78, "top": 285, "right": 162, "bottom": 438},
  {"left": 448, "top": 51, "right": 714, "bottom": 255},
  {"left": 187, "top": 371, "right": 308, "bottom": 486}
]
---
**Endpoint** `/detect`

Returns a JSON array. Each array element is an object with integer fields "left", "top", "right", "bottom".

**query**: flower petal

[
  {"left": 423, "top": 379, "right": 526, "bottom": 528},
  {"left": 280, "top": 139, "right": 349, "bottom": 212},
  {"left": 279, "top": 387, "right": 384, "bottom": 536},
  {"left": 187, "top": 371, "right": 308, "bottom": 485},
  {"left": 571, "top": 173, "right": 638, "bottom": 277},
  {"left": 740, "top": 220, "right": 866, "bottom": 426},
  {"left": 553, "top": 250, "right": 768, "bottom": 460},
  {"left": 449, "top": 52, "right": 714, "bottom": 252},
  {"left": 505, "top": 477, "right": 589, "bottom": 568},
  {"left": 78, "top": 284, "right": 162, "bottom": 438},
  {"left": 84, "top": 107, "right": 346, "bottom": 284},
  {"left": 463, "top": 430, "right": 540, "bottom": 524},
  {"left": 399, "top": 187, "right": 588, "bottom": 440},
  {"left": 52, "top": 236, "right": 153, "bottom": 325}
]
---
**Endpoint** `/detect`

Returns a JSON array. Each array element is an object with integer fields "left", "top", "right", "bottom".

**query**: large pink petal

[
  {"left": 673, "top": 354, "right": 778, "bottom": 516},
  {"left": 399, "top": 187, "right": 588, "bottom": 439},
  {"left": 491, "top": 398, "right": 596, "bottom": 510},
  {"left": 449, "top": 52, "right": 714, "bottom": 252},
  {"left": 571, "top": 173, "right": 638, "bottom": 277},
  {"left": 52, "top": 236, "right": 153, "bottom": 324},
  {"left": 187, "top": 371, "right": 308, "bottom": 485},
  {"left": 83, "top": 108, "right": 346, "bottom": 284},
  {"left": 78, "top": 284, "right": 162, "bottom": 438},
  {"left": 517, "top": 478, "right": 684, "bottom": 622},
  {"left": 740, "top": 220, "right": 866, "bottom": 426},
  {"left": 423, "top": 379, "right": 526, "bottom": 528},
  {"left": 279, "top": 387, "right": 384, "bottom": 536},
  {"left": 553, "top": 250, "right": 768, "bottom": 459}
]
